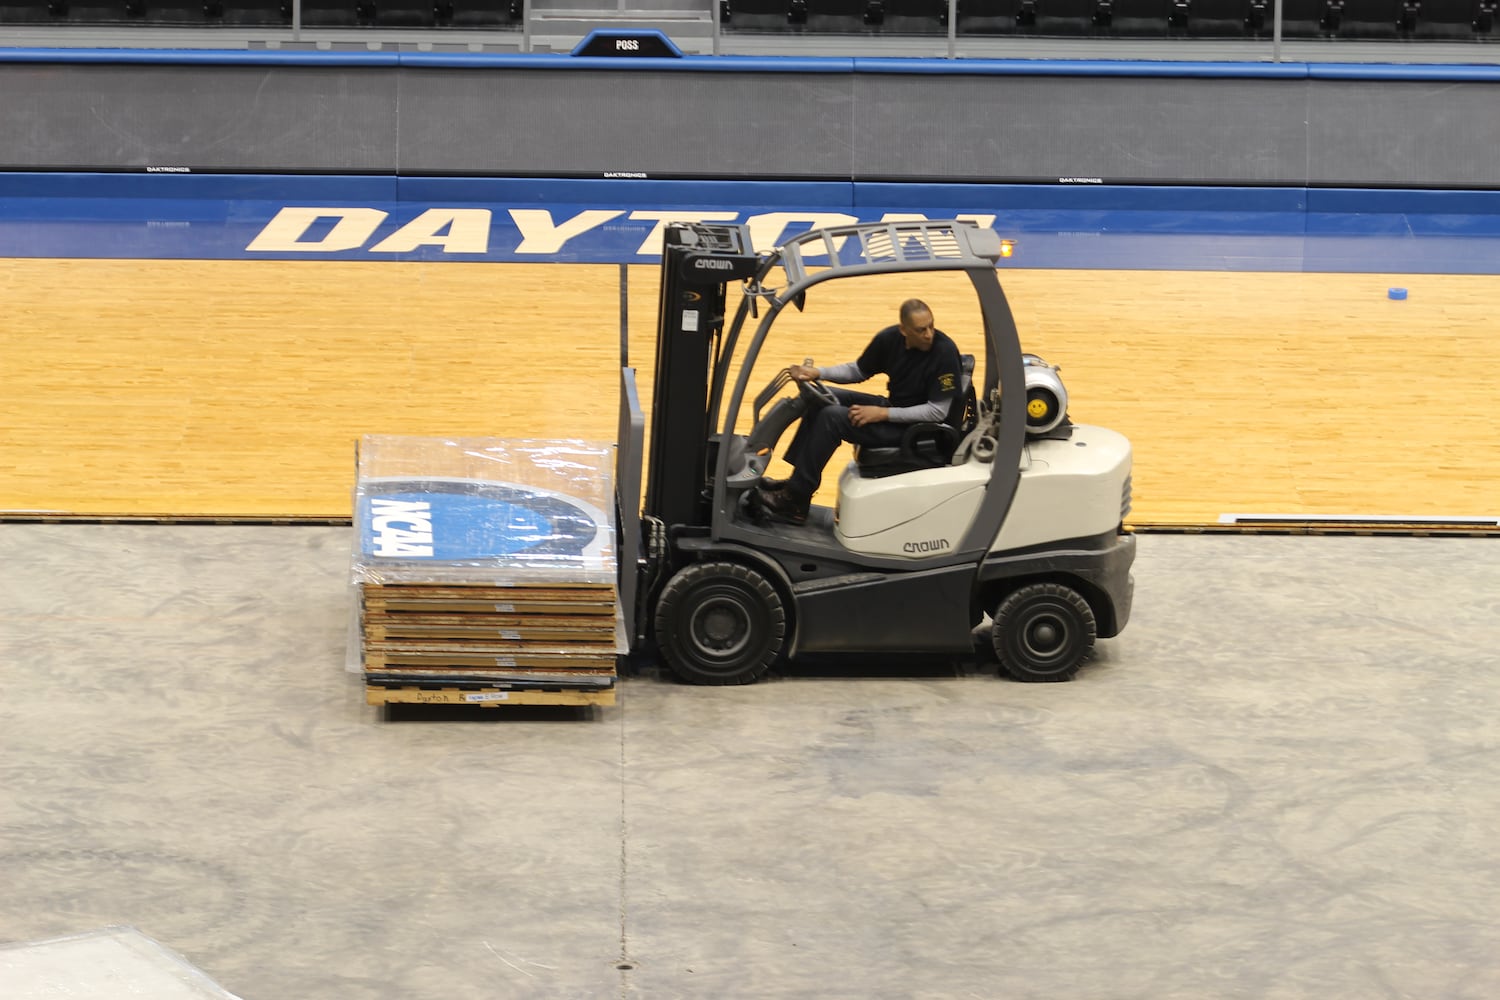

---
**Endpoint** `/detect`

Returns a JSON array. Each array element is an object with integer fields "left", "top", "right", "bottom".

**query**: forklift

[{"left": 615, "top": 220, "right": 1134, "bottom": 685}]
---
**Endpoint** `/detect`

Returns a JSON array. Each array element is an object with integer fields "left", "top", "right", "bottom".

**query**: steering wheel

[{"left": 798, "top": 375, "right": 840, "bottom": 409}]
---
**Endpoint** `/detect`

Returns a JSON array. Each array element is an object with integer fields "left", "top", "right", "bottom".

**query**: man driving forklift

[{"left": 757, "top": 298, "right": 963, "bottom": 525}]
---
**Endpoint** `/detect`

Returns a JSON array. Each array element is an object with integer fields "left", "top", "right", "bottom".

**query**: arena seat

[
  {"left": 1411, "top": 0, "right": 1495, "bottom": 34},
  {"left": 719, "top": 0, "right": 947, "bottom": 30},
  {"left": 297, "top": 0, "right": 359, "bottom": 23},
  {"left": 443, "top": 0, "right": 520, "bottom": 25},
  {"left": 1016, "top": 0, "right": 1098, "bottom": 33},
  {"left": 946, "top": 0, "right": 1023, "bottom": 34},
  {"left": 878, "top": 0, "right": 963, "bottom": 29},
  {"left": 361, "top": 0, "right": 438, "bottom": 24},
  {"left": 39, "top": 0, "right": 142, "bottom": 19},
  {"left": 797, "top": 0, "right": 867, "bottom": 26},
  {"left": 1101, "top": 0, "right": 1174, "bottom": 34},
  {"left": 0, "top": 0, "right": 56, "bottom": 21},
  {"left": 130, "top": 0, "right": 217, "bottom": 22},
  {"left": 1274, "top": 0, "right": 1341, "bottom": 35},
  {"left": 716, "top": 0, "right": 772, "bottom": 30},
  {"left": 719, "top": 0, "right": 840, "bottom": 30},
  {"left": 1179, "top": 0, "right": 1252, "bottom": 34},
  {"left": 217, "top": 0, "right": 289, "bottom": 23},
  {"left": 1334, "top": 0, "right": 1402, "bottom": 36}
]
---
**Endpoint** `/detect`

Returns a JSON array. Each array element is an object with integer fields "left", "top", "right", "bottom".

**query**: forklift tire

[
  {"left": 991, "top": 582, "right": 1096, "bottom": 683},
  {"left": 654, "top": 562, "right": 787, "bottom": 685}
]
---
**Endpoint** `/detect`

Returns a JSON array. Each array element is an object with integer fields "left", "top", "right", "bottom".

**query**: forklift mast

[{"left": 642, "top": 223, "right": 761, "bottom": 530}]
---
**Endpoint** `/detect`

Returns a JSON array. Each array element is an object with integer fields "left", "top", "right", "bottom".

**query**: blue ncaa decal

[{"left": 358, "top": 479, "right": 601, "bottom": 562}]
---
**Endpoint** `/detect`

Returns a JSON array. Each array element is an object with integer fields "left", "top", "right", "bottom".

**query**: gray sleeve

[
  {"left": 885, "top": 398, "right": 948, "bottom": 424},
  {"left": 817, "top": 362, "right": 865, "bottom": 384}
]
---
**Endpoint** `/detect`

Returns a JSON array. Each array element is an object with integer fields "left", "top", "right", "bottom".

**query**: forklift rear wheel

[
  {"left": 655, "top": 562, "right": 787, "bottom": 685},
  {"left": 991, "top": 582, "right": 1096, "bottom": 682}
]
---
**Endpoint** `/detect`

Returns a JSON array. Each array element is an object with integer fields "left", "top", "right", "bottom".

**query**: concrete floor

[{"left": 2, "top": 524, "right": 1499, "bottom": 999}]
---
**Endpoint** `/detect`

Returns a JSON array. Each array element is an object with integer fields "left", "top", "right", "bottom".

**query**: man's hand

[
  {"left": 849, "top": 405, "right": 889, "bottom": 427},
  {"left": 789, "top": 364, "right": 819, "bottom": 382}
]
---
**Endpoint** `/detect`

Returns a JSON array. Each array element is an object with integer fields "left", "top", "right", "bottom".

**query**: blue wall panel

[{"left": 3, "top": 173, "right": 1500, "bottom": 273}]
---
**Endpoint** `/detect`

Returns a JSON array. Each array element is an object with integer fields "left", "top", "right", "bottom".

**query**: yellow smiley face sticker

[{"left": 1028, "top": 398, "right": 1050, "bottom": 418}]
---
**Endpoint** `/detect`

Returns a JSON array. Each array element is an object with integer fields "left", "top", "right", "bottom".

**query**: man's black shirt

[{"left": 855, "top": 325, "right": 962, "bottom": 408}]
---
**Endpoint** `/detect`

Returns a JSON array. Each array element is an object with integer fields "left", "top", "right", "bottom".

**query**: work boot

[
  {"left": 758, "top": 486, "right": 809, "bottom": 526},
  {"left": 759, "top": 476, "right": 788, "bottom": 492}
]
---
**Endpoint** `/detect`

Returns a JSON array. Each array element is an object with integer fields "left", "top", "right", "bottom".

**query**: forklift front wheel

[
  {"left": 991, "top": 582, "right": 1097, "bottom": 683},
  {"left": 654, "top": 562, "right": 787, "bottom": 685}
]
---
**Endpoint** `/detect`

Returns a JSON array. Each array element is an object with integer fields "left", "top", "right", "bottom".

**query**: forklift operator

[{"left": 757, "top": 298, "right": 962, "bottom": 525}]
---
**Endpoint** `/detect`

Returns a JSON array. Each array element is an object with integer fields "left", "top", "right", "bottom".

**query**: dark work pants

[{"left": 783, "top": 388, "right": 906, "bottom": 500}]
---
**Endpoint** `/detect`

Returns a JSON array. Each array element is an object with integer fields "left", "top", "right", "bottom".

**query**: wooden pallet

[
  {"left": 367, "top": 685, "right": 617, "bottom": 708},
  {"left": 362, "top": 613, "right": 618, "bottom": 644},
  {"left": 361, "top": 583, "right": 614, "bottom": 599},
  {"left": 362, "top": 646, "right": 618, "bottom": 672},
  {"left": 365, "top": 624, "right": 617, "bottom": 643},
  {"left": 358, "top": 579, "right": 620, "bottom": 708},
  {"left": 364, "top": 597, "right": 615, "bottom": 615},
  {"left": 360, "top": 583, "right": 616, "bottom": 617},
  {"left": 362, "top": 607, "right": 616, "bottom": 623},
  {"left": 363, "top": 667, "right": 616, "bottom": 687}
]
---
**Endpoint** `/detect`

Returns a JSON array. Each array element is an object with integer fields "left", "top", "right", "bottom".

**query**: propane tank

[{"left": 1022, "top": 353, "right": 1068, "bottom": 435}]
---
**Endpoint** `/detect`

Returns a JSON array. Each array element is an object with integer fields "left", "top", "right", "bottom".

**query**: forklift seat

[{"left": 854, "top": 354, "right": 976, "bottom": 479}]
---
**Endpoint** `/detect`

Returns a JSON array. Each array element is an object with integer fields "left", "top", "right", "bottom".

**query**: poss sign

[{"left": 571, "top": 29, "right": 684, "bottom": 57}]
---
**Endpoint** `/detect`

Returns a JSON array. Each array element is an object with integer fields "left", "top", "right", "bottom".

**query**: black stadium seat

[
  {"left": 1336, "top": 0, "right": 1402, "bottom": 36},
  {"left": 721, "top": 0, "right": 946, "bottom": 29},
  {"left": 0, "top": 0, "right": 55, "bottom": 21},
  {"left": 61, "top": 0, "right": 139, "bottom": 17},
  {"left": 949, "top": 0, "right": 1023, "bottom": 34},
  {"left": 136, "top": 0, "right": 217, "bottom": 23},
  {"left": 1020, "top": 0, "right": 1097, "bottom": 33},
  {"left": 1412, "top": 0, "right": 1495, "bottom": 34},
  {"left": 1180, "top": 0, "right": 1253, "bottom": 35},
  {"left": 879, "top": 0, "right": 957, "bottom": 29},
  {"left": 297, "top": 0, "right": 359, "bottom": 22},
  {"left": 1104, "top": 0, "right": 1173, "bottom": 34},
  {"left": 218, "top": 0, "right": 289, "bottom": 23},
  {"left": 444, "top": 0, "right": 521, "bottom": 25},
  {"left": 1275, "top": 0, "right": 1341, "bottom": 35},
  {"left": 362, "top": 0, "right": 438, "bottom": 24}
]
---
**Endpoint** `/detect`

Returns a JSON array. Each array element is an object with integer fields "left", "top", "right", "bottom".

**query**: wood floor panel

[{"left": 3, "top": 258, "right": 1495, "bottom": 523}]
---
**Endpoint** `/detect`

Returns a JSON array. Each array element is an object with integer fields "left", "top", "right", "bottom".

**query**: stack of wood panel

[{"left": 351, "top": 436, "right": 622, "bottom": 709}]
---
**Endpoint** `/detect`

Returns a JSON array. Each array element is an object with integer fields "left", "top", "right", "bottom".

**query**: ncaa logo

[
  {"left": 368, "top": 498, "right": 434, "bottom": 557},
  {"left": 358, "top": 479, "right": 608, "bottom": 567}
]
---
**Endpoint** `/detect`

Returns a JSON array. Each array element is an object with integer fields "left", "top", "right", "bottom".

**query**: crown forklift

[{"left": 615, "top": 220, "right": 1134, "bottom": 685}]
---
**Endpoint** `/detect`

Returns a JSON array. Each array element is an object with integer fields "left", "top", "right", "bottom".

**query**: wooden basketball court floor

[
  {"left": 5, "top": 244, "right": 1500, "bottom": 999},
  {"left": 2, "top": 256, "right": 1498, "bottom": 529}
]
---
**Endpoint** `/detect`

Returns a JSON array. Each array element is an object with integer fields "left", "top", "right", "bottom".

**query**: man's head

[{"left": 898, "top": 299, "right": 936, "bottom": 351}]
